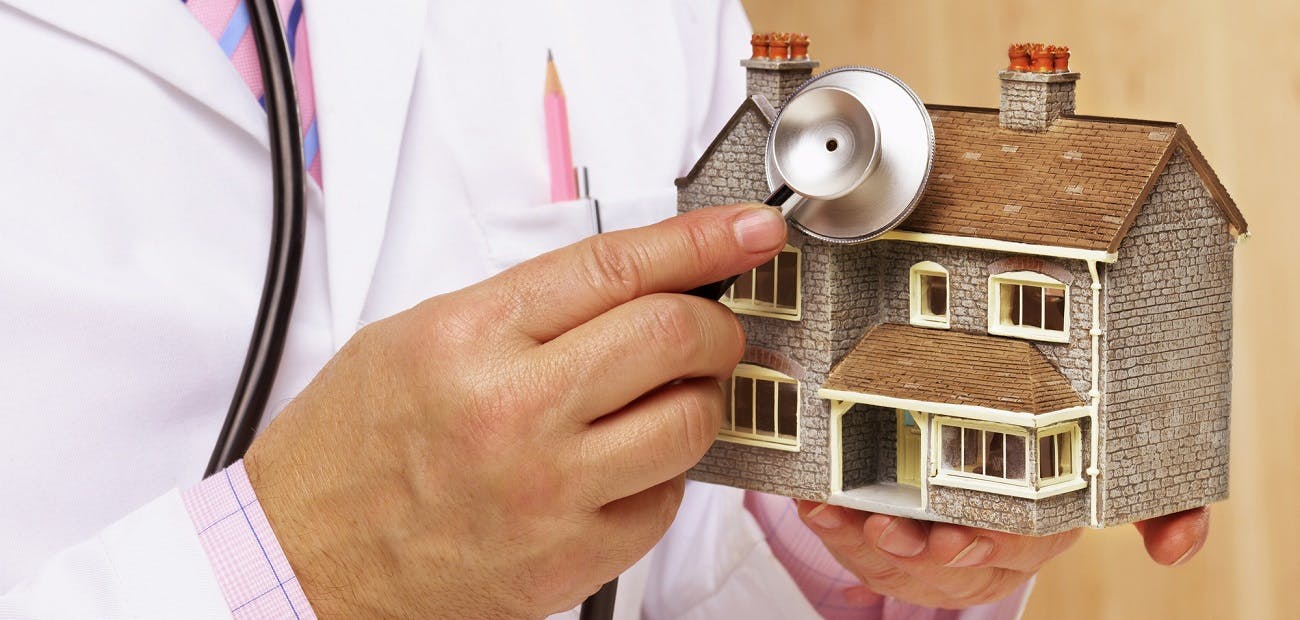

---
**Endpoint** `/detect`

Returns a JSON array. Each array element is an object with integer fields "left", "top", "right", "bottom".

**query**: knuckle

[
  {"left": 658, "top": 476, "right": 687, "bottom": 528},
  {"left": 674, "top": 385, "right": 724, "bottom": 459},
  {"left": 945, "top": 569, "right": 1009, "bottom": 605},
  {"left": 580, "top": 235, "right": 646, "bottom": 302},
  {"left": 638, "top": 295, "right": 703, "bottom": 354},
  {"left": 855, "top": 562, "right": 911, "bottom": 593},
  {"left": 521, "top": 552, "right": 585, "bottom": 611},
  {"left": 680, "top": 217, "right": 721, "bottom": 272},
  {"left": 640, "top": 481, "right": 687, "bottom": 550}
]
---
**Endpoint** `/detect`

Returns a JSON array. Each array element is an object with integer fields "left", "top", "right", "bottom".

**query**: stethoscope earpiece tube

[
  {"left": 684, "top": 184, "right": 794, "bottom": 300},
  {"left": 205, "top": 0, "right": 307, "bottom": 477}
]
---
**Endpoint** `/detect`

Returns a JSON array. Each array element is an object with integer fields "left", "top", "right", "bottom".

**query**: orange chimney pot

[
  {"left": 768, "top": 32, "right": 791, "bottom": 60},
  {"left": 1031, "top": 43, "right": 1055, "bottom": 72},
  {"left": 1052, "top": 46, "right": 1071, "bottom": 72},
  {"left": 790, "top": 33, "right": 810, "bottom": 60},
  {"left": 1007, "top": 43, "right": 1032, "bottom": 71},
  {"left": 750, "top": 33, "right": 770, "bottom": 59}
]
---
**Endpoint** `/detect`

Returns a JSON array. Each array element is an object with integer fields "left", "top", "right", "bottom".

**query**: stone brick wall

[
  {"left": 1100, "top": 150, "right": 1234, "bottom": 525},
  {"left": 872, "top": 241, "right": 1095, "bottom": 397},
  {"left": 929, "top": 484, "right": 1087, "bottom": 536},
  {"left": 827, "top": 242, "right": 880, "bottom": 363},
  {"left": 998, "top": 71, "right": 1079, "bottom": 131},
  {"left": 740, "top": 59, "right": 816, "bottom": 108},
  {"left": 676, "top": 106, "right": 769, "bottom": 212},
  {"left": 840, "top": 404, "right": 879, "bottom": 489}
]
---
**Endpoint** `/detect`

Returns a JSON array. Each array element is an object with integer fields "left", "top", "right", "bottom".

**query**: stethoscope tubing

[{"left": 204, "top": 0, "right": 306, "bottom": 477}]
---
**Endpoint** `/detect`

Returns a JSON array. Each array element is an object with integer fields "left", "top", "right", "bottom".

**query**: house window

[
  {"left": 1038, "top": 424, "right": 1081, "bottom": 486},
  {"left": 936, "top": 420, "right": 1029, "bottom": 488},
  {"left": 723, "top": 245, "right": 801, "bottom": 320},
  {"left": 989, "top": 271, "right": 1069, "bottom": 343},
  {"left": 721, "top": 364, "right": 799, "bottom": 450},
  {"left": 909, "top": 261, "right": 950, "bottom": 329}
]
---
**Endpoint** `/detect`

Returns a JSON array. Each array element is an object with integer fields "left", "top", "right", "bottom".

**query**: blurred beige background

[{"left": 739, "top": 1, "right": 1298, "bottom": 618}]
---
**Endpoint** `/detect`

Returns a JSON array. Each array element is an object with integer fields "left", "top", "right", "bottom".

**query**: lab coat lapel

[
  {"left": 304, "top": 0, "right": 428, "bottom": 347},
  {"left": 0, "top": 0, "right": 269, "bottom": 150}
]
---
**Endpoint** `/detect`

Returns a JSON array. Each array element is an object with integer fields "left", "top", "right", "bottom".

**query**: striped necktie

[{"left": 183, "top": 0, "right": 323, "bottom": 186}]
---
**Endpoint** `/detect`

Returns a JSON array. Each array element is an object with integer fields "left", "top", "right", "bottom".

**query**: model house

[{"left": 679, "top": 39, "right": 1248, "bottom": 535}]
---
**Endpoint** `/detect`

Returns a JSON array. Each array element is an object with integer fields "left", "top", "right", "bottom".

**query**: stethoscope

[
  {"left": 209, "top": 4, "right": 932, "bottom": 617},
  {"left": 204, "top": 0, "right": 306, "bottom": 477}
]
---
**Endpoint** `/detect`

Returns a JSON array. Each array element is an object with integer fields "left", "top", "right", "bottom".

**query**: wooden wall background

[{"left": 739, "top": 1, "right": 1298, "bottom": 618}]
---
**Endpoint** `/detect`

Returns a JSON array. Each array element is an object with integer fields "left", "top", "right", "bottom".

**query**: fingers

[
  {"left": 587, "top": 475, "right": 688, "bottom": 580},
  {"left": 1134, "top": 506, "right": 1210, "bottom": 565},
  {"left": 536, "top": 292, "right": 744, "bottom": 424},
  {"left": 857, "top": 515, "right": 1057, "bottom": 604},
  {"left": 574, "top": 378, "right": 724, "bottom": 506},
  {"left": 490, "top": 204, "right": 787, "bottom": 342},
  {"left": 921, "top": 522, "right": 1082, "bottom": 572},
  {"left": 796, "top": 501, "right": 1068, "bottom": 608},
  {"left": 796, "top": 502, "right": 956, "bottom": 606}
]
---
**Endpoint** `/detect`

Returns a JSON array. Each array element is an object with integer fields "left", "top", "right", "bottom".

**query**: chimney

[
  {"left": 742, "top": 32, "right": 819, "bottom": 108},
  {"left": 998, "top": 43, "right": 1080, "bottom": 131}
]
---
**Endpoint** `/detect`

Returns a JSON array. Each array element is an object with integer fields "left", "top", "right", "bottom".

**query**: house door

[{"left": 897, "top": 410, "right": 922, "bottom": 487}]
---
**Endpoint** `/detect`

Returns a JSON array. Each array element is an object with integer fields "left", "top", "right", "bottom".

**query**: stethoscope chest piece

[{"left": 765, "top": 67, "right": 935, "bottom": 244}]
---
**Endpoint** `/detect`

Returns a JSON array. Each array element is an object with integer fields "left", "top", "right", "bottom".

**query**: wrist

[{"left": 181, "top": 460, "right": 316, "bottom": 618}]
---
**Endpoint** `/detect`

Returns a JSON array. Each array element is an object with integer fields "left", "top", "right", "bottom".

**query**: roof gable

[
  {"left": 903, "top": 106, "right": 1246, "bottom": 252},
  {"left": 675, "top": 95, "right": 776, "bottom": 188}
]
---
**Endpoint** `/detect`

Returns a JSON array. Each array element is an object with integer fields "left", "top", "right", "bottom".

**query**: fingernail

[
  {"left": 733, "top": 207, "right": 786, "bottom": 253},
  {"left": 807, "top": 503, "right": 843, "bottom": 529},
  {"left": 877, "top": 518, "right": 926, "bottom": 558},
  {"left": 946, "top": 537, "right": 995, "bottom": 567}
]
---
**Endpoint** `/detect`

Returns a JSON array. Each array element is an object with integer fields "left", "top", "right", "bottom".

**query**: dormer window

[
  {"left": 989, "top": 271, "right": 1069, "bottom": 343},
  {"left": 723, "top": 245, "right": 801, "bottom": 320},
  {"left": 909, "top": 262, "right": 950, "bottom": 329}
]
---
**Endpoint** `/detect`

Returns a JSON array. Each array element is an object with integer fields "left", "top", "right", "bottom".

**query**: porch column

[{"left": 829, "top": 400, "right": 853, "bottom": 494}]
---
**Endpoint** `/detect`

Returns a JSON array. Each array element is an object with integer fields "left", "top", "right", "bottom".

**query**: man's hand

[
  {"left": 796, "top": 501, "right": 1211, "bottom": 608},
  {"left": 244, "top": 204, "right": 788, "bottom": 618}
]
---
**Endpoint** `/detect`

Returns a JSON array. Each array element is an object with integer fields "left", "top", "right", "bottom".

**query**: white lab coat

[{"left": 0, "top": 1, "right": 824, "bottom": 617}]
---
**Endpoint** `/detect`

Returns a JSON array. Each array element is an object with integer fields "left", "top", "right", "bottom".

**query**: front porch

[
  {"left": 826, "top": 400, "right": 942, "bottom": 521},
  {"left": 819, "top": 324, "right": 1092, "bottom": 522}
]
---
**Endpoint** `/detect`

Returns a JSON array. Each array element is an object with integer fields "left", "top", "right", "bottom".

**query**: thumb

[
  {"left": 1134, "top": 506, "right": 1210, "bottom": 566},
  {"left": 487, "top": 203, "right": 787, "bottom": 342}
]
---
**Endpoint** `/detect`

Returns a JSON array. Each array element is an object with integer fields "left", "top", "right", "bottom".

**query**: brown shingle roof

[
  {"left": 824, "top": 324, "right": 1085, "bottom": 414},
  {"left": 903, "top": 106, "right": 1247, "bottom": 252}
]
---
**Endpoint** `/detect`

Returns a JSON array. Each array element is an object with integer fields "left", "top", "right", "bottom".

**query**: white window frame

[
  {"left": 988, "top": 270, "right": 1070, "bottom": 343},
  {"left": 932, "top": 418, "right": 1032, "bottom": 493},
  {"left": 1037, "top": 423, "right": 1083, "bottom": 488},
  {"left": 722, "top": 244, "right": 802, "bottom": 321},
  {"left": 720, "top": 364, "right": 800, "bottom": 451},
  {"left": 909, "top": 261, "right": 951, "bottom": 329}
]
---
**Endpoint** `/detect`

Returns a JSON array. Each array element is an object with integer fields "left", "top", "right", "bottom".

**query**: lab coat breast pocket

[
  {"left": 475, "top": 198, "right": 600, "bottom": 274},
  {"left": 474, "top": 187, "right": 678, "bottom": 274}
]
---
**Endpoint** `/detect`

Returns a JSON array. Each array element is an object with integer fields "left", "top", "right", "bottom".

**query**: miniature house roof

[
  {"left": 822, "top": 323, "right": 1085, "bottom": 415},
  {"left": 910, "top": 106, "right": 1247, "bottom": 253},
  {"left": 676, "top": 99, "right": 1248, "bottom": 254}
]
